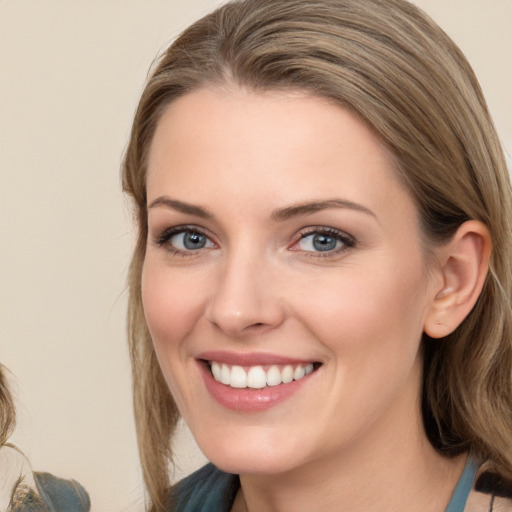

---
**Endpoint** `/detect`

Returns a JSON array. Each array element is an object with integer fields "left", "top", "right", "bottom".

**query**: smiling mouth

[{"left": 206, "top": 361, "right": 321, "bottom": 389}]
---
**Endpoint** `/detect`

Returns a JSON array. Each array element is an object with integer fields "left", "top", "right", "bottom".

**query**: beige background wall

[{"left": 1, "top": 1, "right": 510, "bottom": 511}]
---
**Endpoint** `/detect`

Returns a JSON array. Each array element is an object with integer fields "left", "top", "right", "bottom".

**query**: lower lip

[{"left": 198, "top": 361, "right": 315, "bottom": 412}]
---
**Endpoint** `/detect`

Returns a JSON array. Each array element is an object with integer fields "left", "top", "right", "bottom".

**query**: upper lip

[{"left": 196, "top": 350, "right": 318, "bottom": 366}]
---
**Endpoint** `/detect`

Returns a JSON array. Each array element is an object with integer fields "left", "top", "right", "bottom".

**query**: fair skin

[{"left": 142, "top": 87, "right": 489, "bottom": 512}]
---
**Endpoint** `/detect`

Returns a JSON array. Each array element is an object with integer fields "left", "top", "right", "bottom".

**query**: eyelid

[
  {"left": 151, "top": 224, "right": 355, "bottom": 257},
  {"left": 152, "top": 224, "right": 216, "bottom": 251},
  {"left": 289, "top": 226, "right": 356, "bottom": 255}
]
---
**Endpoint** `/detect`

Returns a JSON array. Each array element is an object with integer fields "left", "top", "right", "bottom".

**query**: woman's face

[{"left": 142, "top": 87, "right": 443, "bottom": 475}]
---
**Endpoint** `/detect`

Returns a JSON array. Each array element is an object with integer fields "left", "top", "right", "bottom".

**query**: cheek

[
  {"left": 292, "top": 263, "right": 429, "bottom": 438},
  {"left": 141, "top": 257, "right": 213, "bottom": 415},
  {"left": 293, "top": 258, "right": 429, "bottom": 358},
  {"left": 141, "top": 257, "right": 207, "bottom": 348}
]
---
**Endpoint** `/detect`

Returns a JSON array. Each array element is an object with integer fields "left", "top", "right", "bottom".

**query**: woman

[
  {"left": 122, "top": 0, "right": 512, "bottom": 510},
  {"left": 0, "top": 366, "right": 91, "bottom": 511}
]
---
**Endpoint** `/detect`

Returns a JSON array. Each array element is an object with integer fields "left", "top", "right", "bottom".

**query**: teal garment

[
  {"left": 445, "top": 456, "right": 479, "bottom": 512},
  {"left": 33, "top": 473, "right": 91, "bottom": 512},
  {"left": 5, "top": 472, "right": 90, "bottom": 512},
  {"left": 169, "top": 456, "right": 499, "bottom": 512},
  {"left": 170, "top": 464, "right": 238, "bottom": 512},
  {"left": 0, "top": 445, "right": 90, "bottom": 512}
]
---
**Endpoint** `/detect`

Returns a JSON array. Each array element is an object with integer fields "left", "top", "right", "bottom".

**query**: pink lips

[{"left": 197, "top": 351, "right": 319, "bottom": 412}]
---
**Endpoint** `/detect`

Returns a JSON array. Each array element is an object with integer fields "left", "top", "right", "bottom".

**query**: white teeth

[
  {"left": 230, "top": 366, "right": 247, "bottom": 388},
  {"left": 210, "top": 361, "right": 316, "bottom": 388},
  {"left": 281, "top": 365, "right": 294, "bottom": 383},
  {"left": 293, "top": 365, "right": 305, "bottom": 380},
  {"left": 220, "top": 363, "right": 231, "bottom": 385},
  {"left": 266, "top": 366, "right": 281, "bottom": 386},
  {"left": 247, "top": 366, "right": 266, "bottom": 389},
  {"left": 211, "top": 361, "right": 222, "bottom": 381}
]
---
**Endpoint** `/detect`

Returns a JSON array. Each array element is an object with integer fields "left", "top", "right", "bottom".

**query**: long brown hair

[{"left": 122, "top": 0, "right": 512, "bottom": 509}]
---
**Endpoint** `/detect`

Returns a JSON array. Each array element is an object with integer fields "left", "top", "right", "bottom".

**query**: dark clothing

[
  {"left": 170, "top": 456, "right": 512, "bottom": 512},
  {"left": 0, "top": 445, "right": 90, "bottom": 512}
]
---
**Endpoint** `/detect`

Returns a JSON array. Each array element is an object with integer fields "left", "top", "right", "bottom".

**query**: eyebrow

[
  {"left": 147, "top": 196, "right": 376, "bottom": 221},
  {"left": 148, "top": 197, "right": 213, "bottom": 218},
  {"left": 271, "top": 199, "right": 376, "bottom": 222}
]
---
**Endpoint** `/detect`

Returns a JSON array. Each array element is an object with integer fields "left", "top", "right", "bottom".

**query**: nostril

[
  {"left": 241, "top": 321, "right": 270, "bottom": 334},
  {"left": 248, "top": 322, "right": 268, "bottom": 331}
]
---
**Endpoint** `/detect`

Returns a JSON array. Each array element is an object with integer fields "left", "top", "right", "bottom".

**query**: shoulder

[
  {"left": 466, "top": 467, "right": 512, "bottom": 511},
  {"left": 168, "top": 463, "right": 239, "bottom": 512}
]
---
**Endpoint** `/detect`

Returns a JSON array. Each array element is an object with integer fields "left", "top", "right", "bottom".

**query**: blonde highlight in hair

[{"left": 122, "top": 0, "right": 512, "bottom": 509}]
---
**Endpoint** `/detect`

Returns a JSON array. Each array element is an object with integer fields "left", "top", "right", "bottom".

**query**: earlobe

[{"left": 424, "top": 220, "right": 492, "bottom": 339}]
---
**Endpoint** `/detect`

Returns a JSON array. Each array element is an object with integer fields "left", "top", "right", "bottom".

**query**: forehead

[{"left": 146, "top": 87, "right": 416, "bottom": 223}]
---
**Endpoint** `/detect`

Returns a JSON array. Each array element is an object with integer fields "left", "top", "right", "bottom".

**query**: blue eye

[
  {"left": 172, "top": 231, "right": 209, "bottom": 250},
  {"left": 295, "top": 229, "right": 354, "bottom": 253},
  {"left": 155, "top": 228, "right": 215, "bottom": 253}
]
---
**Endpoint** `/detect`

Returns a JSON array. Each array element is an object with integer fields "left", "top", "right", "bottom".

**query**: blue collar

[{"left": 445, "top": 455, "right": 479, "bottom": 512}]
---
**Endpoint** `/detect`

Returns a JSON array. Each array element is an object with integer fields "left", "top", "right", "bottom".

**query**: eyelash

[
  {"left": 152, "top": 225, "right": 356, "bottom": 258},
  {"left": 292, "top": 227, "right": 355, "bottom": 257},
  {"left": 153, "top": 225, "right": 215, "bottom": 257}
]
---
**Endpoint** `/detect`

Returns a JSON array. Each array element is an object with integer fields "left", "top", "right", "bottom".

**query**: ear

[{"left": 424, "top": 220, "right": 492, "bottom": 339}]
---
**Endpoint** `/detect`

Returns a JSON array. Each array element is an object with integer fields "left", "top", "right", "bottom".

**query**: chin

[
  {"left": 208, "top": 452, "right": 301, "bottom": 476},
  {"left": 195, "top": 427, "right": 308, "bottom": 476}
]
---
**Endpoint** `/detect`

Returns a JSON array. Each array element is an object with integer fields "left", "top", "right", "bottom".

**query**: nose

[{"left": 206, "top": 249, "right": 286, "bottom": 336}]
